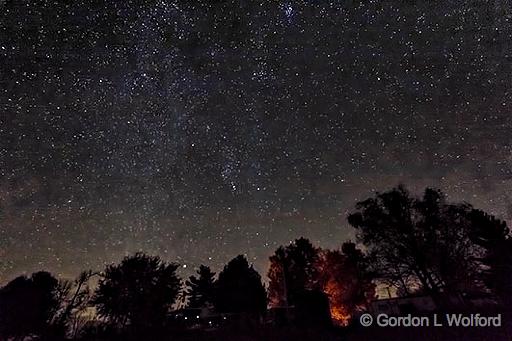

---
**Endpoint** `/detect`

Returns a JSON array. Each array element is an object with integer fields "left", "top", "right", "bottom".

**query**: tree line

[{"left": 1, "top": 186, "right": 511, "bottom": 340}]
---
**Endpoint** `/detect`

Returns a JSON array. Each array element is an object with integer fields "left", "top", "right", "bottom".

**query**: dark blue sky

[{"left": 1, "top": 0, "right": 511, "bottom": 282}]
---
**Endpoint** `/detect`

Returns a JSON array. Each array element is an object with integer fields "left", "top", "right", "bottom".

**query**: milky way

[{"left": 1, "top": 0, "right": 512, "bottom": 282}]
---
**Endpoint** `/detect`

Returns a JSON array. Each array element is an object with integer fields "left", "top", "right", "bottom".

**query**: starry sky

[{"left": 1, "top": 0, "right": 512, "bottom": 282}]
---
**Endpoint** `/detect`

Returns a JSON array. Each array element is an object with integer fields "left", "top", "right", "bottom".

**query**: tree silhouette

[
  {"left": 0, "top": 271, "right": 61, "bottom": 340},
  {"left": 93, "top": 253, "right": 181, "bottom": 331},
  {"left": 185, "top": 265, "right": 216, "bottom": 308},
  {"left": 55, "top": 270, "right": 97, "bottom": 339},
  {"left": 468, "top": 209, "right": 512, "bottom": 305},
  {"left": 214, "top": 255, "right": 266, "bottom": 316},
  {"left": 347, "top": 186, "right": 503, "bottom": 296},
  {"left": 483, "top": 238, "right": 512, "bottom": 306},
  {"left": 268, "top": 238, "right": 320, "bottom": 307}
]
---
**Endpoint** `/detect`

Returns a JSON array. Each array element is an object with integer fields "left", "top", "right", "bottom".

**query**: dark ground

[{"left": 82, "top": 323, "right": 512, "bottom": 341}]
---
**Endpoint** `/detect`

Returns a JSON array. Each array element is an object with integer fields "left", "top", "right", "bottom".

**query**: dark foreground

[{"left": 79, "top": 320, "right": 512, "bottom": 341}]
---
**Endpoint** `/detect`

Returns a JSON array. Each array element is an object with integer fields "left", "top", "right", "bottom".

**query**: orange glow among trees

[
  {"left": 317, "top": 245, "right": 376, "bottom": 325},
  {"left": 323, "top": 279, "right": 351, "bottom": 325},
  {"left": 268, "top": 239, "right": 375, "bottom": 326}
]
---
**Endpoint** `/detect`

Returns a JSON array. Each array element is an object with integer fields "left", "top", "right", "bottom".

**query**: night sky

[{"left": 1, "top": 0, "right": 512, "bottom": 282}]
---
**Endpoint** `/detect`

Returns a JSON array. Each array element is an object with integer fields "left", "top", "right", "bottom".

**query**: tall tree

[
  {"left": 347, "top": 186, "right": 484, "bottom": 295},
  {"left": 185, "top": 265, "right": 216, "bottom": 308},
  {"left": 215, "top": 255, "right": 266, "bottom": 316},
  {"left": 0, "top": 271, "right": 61, "bottom": 340},
  {"left": 93, "top": 253, "right": 181, "bottom": 331},
  {"left": 468, "top": 209, "right": 512, "bottom": 305},
  {"left": 268, "top": 238, "right": 320, "bottom": 307},
  {"left": 348, "top": 186, "right": 512, "bottom": 296}
]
